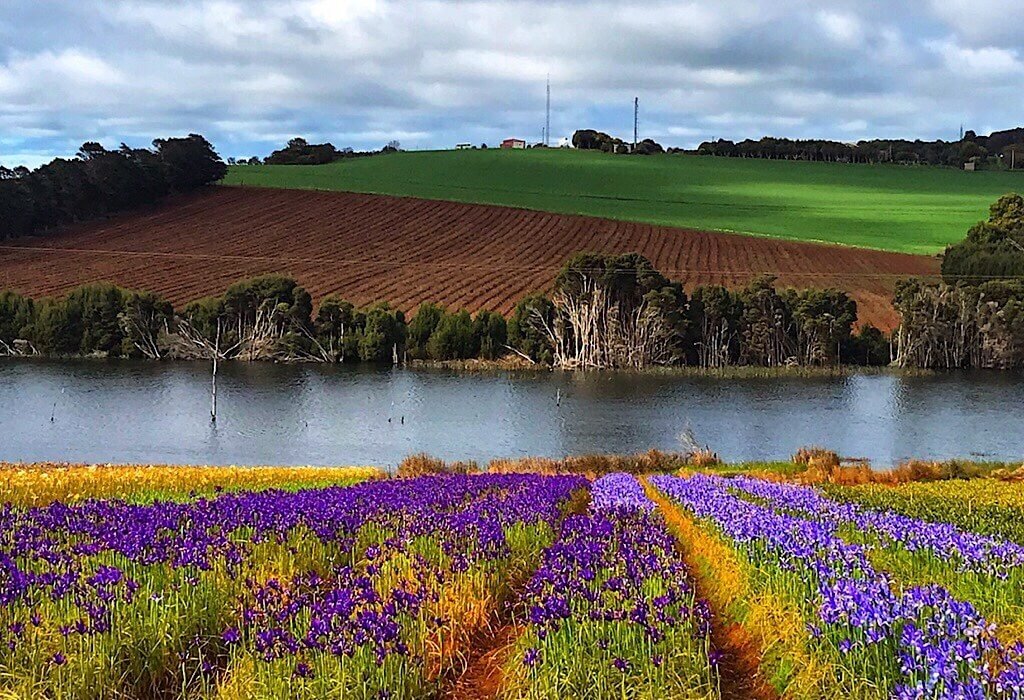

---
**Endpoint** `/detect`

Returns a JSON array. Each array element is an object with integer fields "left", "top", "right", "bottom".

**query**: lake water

[{"left": 1, "top": 360, "right": 1021, "bottom": 467}]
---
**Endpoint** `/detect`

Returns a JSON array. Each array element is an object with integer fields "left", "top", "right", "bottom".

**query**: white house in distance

[{"left": 501, "top": 138, "right": 526, "bottom": 149}]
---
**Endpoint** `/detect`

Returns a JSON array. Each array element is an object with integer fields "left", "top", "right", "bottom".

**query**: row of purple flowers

[
  {"left": 511, "top": 473, "right": 717, "bottom": 697},
  {"left": 651, "top": 474, "right": 1024, "bottom": 699},
  {"left": 729, "top": 476, "right": 1024, "bottom": 578}
]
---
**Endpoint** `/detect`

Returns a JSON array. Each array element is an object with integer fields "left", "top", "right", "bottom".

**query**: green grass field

[{"left": 223, "top": 149, "right": 1023, "bottom": 254}]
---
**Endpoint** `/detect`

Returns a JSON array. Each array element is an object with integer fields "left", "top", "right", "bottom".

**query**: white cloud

[
  {"left": 0, "top": 49, "right": 124, "bottom": 101},
  {"left": 817, "top": 11, "right": 863, "bottom": 46},
  {"left": 930, "top": 39, "right": 1023, "bottom": 78},
  {"left": 0, "top": 0, "right": 1022, "bottom": 163}
]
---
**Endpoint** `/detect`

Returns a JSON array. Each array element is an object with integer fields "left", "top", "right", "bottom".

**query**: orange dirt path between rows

[
  {"left": 0, "top": 186, "right": 938, "bottom": 331},
  {"left": 642, "top": 477, "right": 779, "bottom": 700}
]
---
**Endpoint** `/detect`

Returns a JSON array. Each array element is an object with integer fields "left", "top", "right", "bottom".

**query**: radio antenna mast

[
  {"left": 545, "top": 75, "right": 551, "bottom": 146},
  {"left": 633, "top": 97, "right": 639, "bottom": 151}
]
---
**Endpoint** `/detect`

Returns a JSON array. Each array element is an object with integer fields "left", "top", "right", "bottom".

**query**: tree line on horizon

[
  {"left": 252, "top": 138, "right": 402, "bottom": 166},
  {"left": 695, "top": 127, "right": 1024, "bottom": 168},
  {"left": 571, "top": 130, "right": 666, "bottom": 155},
  {"left": 0, "top": 135, "right": 226, "bottom": 241}
]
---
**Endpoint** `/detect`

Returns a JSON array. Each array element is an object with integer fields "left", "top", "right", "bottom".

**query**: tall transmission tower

[
  {"left": 545, "top": 75, "right": 551, "bottom": 146},
  {"left": 633, "top": 97, "right": 639, "bottom": 151}
]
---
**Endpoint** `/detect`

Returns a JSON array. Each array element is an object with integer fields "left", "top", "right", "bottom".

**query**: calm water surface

[{"left": 1, "top": 360, "right": 1021, "bottom": 467}]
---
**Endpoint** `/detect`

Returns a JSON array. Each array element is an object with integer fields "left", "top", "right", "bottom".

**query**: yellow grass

[
  {"left": 0, "top": 462, "right": 385, "bottom": 506},
  {"left": 643, "top": 477, "right": 832, "bottom": 698}
]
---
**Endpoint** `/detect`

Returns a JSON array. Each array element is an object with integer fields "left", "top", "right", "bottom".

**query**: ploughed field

[
  {"left": 3, "top": 464, "right": 1024, "bottom": 698},
  {"left": 0, "top": 186, "right": 937, "bottom": 331}
]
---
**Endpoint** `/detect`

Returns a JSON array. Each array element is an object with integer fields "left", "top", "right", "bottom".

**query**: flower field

[
  {"left": 1, "top": 465, "right": 1024, "bottom": 698},
  {"left": 651, "top": 473, "right": 1024, "bottom": 699}
]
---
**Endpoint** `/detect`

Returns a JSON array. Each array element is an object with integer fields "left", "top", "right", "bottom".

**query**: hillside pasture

[{"left": 222, "top": 148, "right": 1023, "bottom": 254}]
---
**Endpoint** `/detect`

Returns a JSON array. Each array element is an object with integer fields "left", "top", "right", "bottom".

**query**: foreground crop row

[{"left": 2, "top": 470, "right": 1024, "bottom": 698}]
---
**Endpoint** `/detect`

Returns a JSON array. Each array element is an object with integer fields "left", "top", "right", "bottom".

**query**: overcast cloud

[{"left": 1, "top": 0, "right": 1022, "bottom": 166}]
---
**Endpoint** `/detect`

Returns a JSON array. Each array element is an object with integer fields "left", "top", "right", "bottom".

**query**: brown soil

[
  {"left": 0, "top": 186, "right": 938, "bottom": 330},
  {"left": 443, "top": 623, "right": 523, "bottom": 700}
]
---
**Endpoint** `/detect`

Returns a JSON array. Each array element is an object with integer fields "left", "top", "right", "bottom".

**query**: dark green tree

[
  {"left": 357, "top": 303, "right": 406, "bottom": 362},
  {"left": 473, "top": 310, "right": 508, "bottom": 360},
  {"left": 407, "top": 302, "right": 446, "bottom": 359},
  {"left": 153, "top": 134, "right": 227, "bottom": 190},
  {"left": 427, "top": 309, "right": 477, "bottom": 360},
  {"left": 688, "top": 285, "right": 743, "bottom": 367},
  {"left": 738, "top": 277, "right": 791, "bottom": 367},
  {"left": 508, "top": 294, "right": 555, "bottom": 363},
  {"left": 0, "top": 291, "right": 35, "bottom": 350}
]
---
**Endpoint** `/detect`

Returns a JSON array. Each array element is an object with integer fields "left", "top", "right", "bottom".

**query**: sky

[{"left": 1, "top": 0, "right": 1022, "bottom": 167}]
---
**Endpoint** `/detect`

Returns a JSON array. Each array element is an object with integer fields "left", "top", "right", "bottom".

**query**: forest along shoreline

[{"left": 3, "top": 194, "right": 1024, "bottom": 372}]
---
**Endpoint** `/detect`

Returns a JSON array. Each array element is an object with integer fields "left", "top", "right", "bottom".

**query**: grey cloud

[{"left": 0, "top": 0, "right": 1022, "bottom": 165}]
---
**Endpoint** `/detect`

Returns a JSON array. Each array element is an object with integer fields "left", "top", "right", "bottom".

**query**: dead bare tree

[
  {"left": 609, "top": 297, "right": 674, "bottom": 368},
  {"left": 532, "top": 278, "right": 609, "bottom": 369},
  {"left": 240, "top": 302, "right": 282, "bottom": 361},
  {"left": 530, "top": 273, "right": 679, "bottom": 370},
  {"left": 502, "top": 344, "right": 536, "bottom": 364},
  {"left": 175, "top": 316, "right": 243, "bottom": 422},
  {"left": 0, "top": 338, "right": 37, "bottom": 357},
  {"left": 118, "top": 309, "right": 166, "bottom": 360}
]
